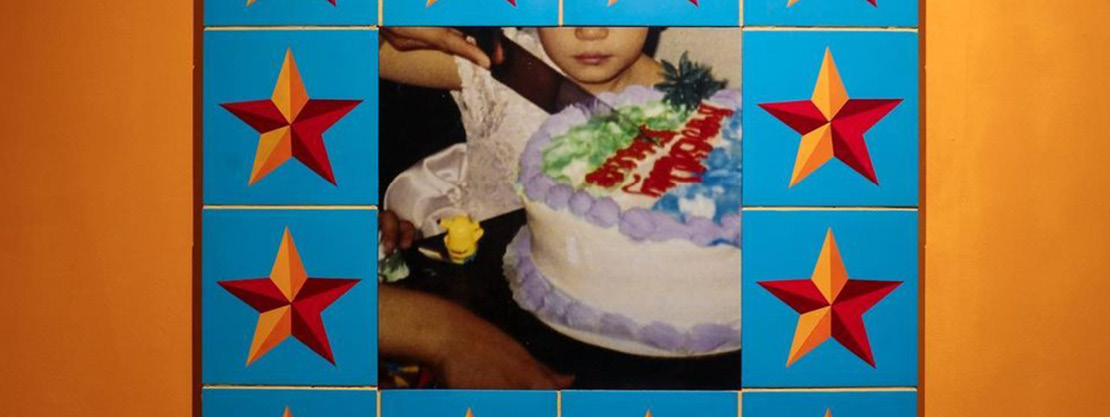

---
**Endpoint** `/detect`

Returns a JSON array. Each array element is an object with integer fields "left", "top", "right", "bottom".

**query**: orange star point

[
  {"left": 759, "top": 48, "right": 902, "bottom": 187},
  {"left": 758, "top": 229, "right": 902, "bottom": 367},
  {"left": 464, "top": 408, "right": 475, "bottom": 417},
  {"left": 824, "top": 409, "right": 833, "bottom": 417},
  {"left": 219, "top": 228, "right": 359, "bottom": 366},
  {"left": 283, "top": 407, "right": 293, "bottom": 417}
]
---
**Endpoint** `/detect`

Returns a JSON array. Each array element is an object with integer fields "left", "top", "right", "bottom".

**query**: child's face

[{"left": 538, "top": 27, "right": 649, "bottom": 85}]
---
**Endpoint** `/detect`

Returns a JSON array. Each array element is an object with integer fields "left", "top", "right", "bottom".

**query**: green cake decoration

[{"left": 656, "top": 52, "right": 727, "bottom": 112}]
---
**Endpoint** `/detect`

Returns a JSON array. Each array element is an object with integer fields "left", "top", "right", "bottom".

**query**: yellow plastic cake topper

[{"left": 440, "top": 215, "right": 484, "bottom": 264}]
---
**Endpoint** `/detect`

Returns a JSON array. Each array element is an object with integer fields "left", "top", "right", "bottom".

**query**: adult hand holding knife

[
  {"left": 379, "top": 27, "right": 497, "bottom": 69},
  {"left": 381, "top": 27, "right": 619, "bottom": 116}
]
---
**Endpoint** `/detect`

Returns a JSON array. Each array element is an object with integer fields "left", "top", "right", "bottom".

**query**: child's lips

[{"left": 573, "top": 54, "right": 612, "bottom": 66}]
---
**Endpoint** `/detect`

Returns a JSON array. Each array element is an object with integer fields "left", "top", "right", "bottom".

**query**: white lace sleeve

[{"left": 449, "top": 28, "right": 551, "bottom": 223}]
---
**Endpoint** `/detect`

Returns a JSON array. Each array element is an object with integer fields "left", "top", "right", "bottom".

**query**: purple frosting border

[
  {"left": 504, "top": 227, "right": 741, "bottom": 355},
  {"left": 519, "top": 85, "right": 743, "bottom": 247}
]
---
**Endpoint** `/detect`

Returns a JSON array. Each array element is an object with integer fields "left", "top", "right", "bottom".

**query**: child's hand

[
  {"left": 380, "top": 210, "right": 417, "bottom": 256},
  {"left": 381, "top": 27, "right": 493, "bottom": 69}
]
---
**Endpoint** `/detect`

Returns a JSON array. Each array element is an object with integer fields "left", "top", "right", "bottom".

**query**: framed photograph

[{"left": 197, "top": 0, "right": 921, "bottom": 414}]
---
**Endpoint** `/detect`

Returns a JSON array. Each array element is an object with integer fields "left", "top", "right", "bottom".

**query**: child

[
  {"left": 379, "top": 27, "right": 664, "bottom": 242},
  {"left": 375, "top": 27, "right": 664, "bottom": 389}
]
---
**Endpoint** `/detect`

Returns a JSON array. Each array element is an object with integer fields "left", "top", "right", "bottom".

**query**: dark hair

[{"left": 644, "top": 27, "right": 667, "bottom": 56}]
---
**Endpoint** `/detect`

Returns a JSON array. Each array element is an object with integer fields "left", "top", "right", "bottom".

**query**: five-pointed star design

[
  {"left": 219, "top": 228, "right": 360, "bottom": 366},
  {"left": 788, "top": 0, "right": 876, "bottom": 7},
  {"left": 608, "top": 0, "right": 698, "bottom": 5},
  {"left": 758, "top": 229, "right": 901, "bottom": 367},
  {"left": 758, "top": 48, "right": 901, "bottom": 187},
  {"left": 221, "top": 49, "right": 361, "bottom": 186},
  {"left": 427, "top": 0, "right": 516, "bottom": 6}
]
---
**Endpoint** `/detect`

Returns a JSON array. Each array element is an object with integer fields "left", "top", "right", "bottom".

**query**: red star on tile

[
  {"left": 758, "top": 229, "right": 901, "bottom": 367},
  {"left": 221, "top": 49, "right": 361, "bottom": 186},
  {"left": 219, "top": 228, "right": 359, "bottom": 365},
  {"left": 759, "top": 48, "right": 901, "bottom": 186}
]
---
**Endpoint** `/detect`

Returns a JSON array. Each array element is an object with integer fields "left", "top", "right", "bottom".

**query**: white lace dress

[{"left": 384, "top": 28, "right": 552, "bottom": 236}]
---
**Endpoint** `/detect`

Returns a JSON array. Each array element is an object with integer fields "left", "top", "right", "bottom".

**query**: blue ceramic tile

[
  {"left": 742, "top": 210, "right": 918, "bottom": 387},
  {"left": 744, "top": 0, "right": 918, "bottom": 28},
  {"left": 202, "top": 209, "right": 377, "bottom": 385},
  {"left": 742, "top": 30, "right": 918, "bottom": 207},
  {"left": 562, "top": 391, "right": 737, "bottom": 417},
  {"left": 743, "top": 390, "right": 917, "bottom": 417},
  {"left": 383, "top": 0, "right": 558, "bottom": 26},
  {"left": 204, "top": 30, "right": 378, "bottom": 205},
  {"left": 381, "top": 390, "right": 556, "bottom": 417},
  {"left": 203, "top": 388, "right": 376, "bottom": 417},
  {"left": 206, "top": 0, "right": 378, "bottom": 26},
  {"left": 563, "top": 0, "right": 739, "bottom": 26}
]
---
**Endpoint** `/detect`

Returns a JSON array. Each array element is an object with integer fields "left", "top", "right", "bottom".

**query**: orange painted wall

[
  {"left": 924, "top": 0, "right": 1110, "bottom": 415},
  {"left": 1, "top": 0, "right": 1109, "bottom": 415},
  {"left": 0, "top": 0, "right": 194, "bottom": 415}
]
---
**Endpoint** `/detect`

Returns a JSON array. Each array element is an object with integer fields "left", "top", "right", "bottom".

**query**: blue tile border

[
  {"left": 202, "top": 388, "right": 377, "bottom": 417},
  {"left": 206, "top": 0, "right": 379, "bottom": 27},
  {"left": 384, "top": 0, "right": 559, "bottom": 26},
  {"left": 742, "top": 29, "right": 919, "bottom": 207},
  {"left": 742, "top": 210, "right": 919, "bottom": 387},
  {"left": 744, "top": 0, "right": 919, "bottom": 28},
  {"left": 202, "top": 209, "right": 378, "bottom": 386},
  {"left": 742, "top": 390, "right": 917, "bottom": 417},
  {"left": 203, "top": 29, "right": 379, "bottom": 206}
]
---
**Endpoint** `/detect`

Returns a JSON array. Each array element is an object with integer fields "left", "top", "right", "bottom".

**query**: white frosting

[
  {"left": 524, "top": 198, "right": 740, "bottom": 332},
  {"left": 679, "top": 193, "right": 718, "bottom": 220}
]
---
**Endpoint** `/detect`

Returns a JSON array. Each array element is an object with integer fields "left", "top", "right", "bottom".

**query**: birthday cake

[{"left": 505, "top": 79, "right": 742, "bottom": 357}]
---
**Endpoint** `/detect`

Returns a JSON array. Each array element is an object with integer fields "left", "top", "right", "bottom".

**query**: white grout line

[
  {"left": 742, "top": 387, "right": 917, "bottom": 393},
  {"left": 558, "top": 0, "right": 564, "bottom": 26},
  {"left": 557, "top": 390, "right": 562, "bottom": 417},
  {"left": 742, "top": 206, "right": 918, "bottom": 212},
  {"left": 205, "top": 26, "right": 378, "bottom": 31},
  {"left": 738, "top": 0, "right": 744, "bottom": 28},
  {"left": 203, "top": 385, "right": 378, "bottom": 391},
  {"left": 744, "top": 26, "right": 918, "bottom": 32},
  {"left": 203, "top": 205, "right": 379, "bottom": 210}
]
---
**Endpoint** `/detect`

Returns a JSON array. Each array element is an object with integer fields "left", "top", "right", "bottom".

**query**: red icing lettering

[{"left": 583, "top": 103, "right": 733, "bottom": 197}]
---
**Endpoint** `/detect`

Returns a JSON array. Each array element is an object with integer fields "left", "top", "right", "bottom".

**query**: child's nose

[{"left": 575, "top": 27, "right": 609, "bottom": 41}]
